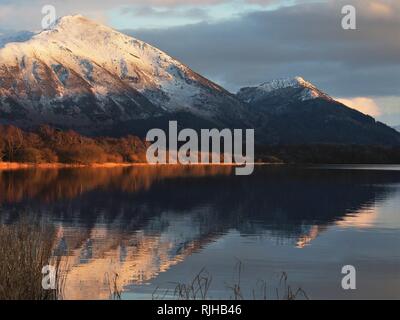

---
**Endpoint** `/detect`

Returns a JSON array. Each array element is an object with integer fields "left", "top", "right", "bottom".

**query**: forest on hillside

[{"left": 0, "top": 125, "right": 148, "bottom": 164}]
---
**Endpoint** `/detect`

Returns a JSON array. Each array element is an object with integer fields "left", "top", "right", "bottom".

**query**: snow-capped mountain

[
  {"left": 236, "top": 78, "right": 400, "bottom": 145},
  {"left": 0, "top": 15, "right": 399, "bottom": 146},
  {"left": 237, "top": 76, "right": 332, "bottom": 104},
  {"left": 393, "top": 125, "right": 400, "bottom": 133},
  {"left": 0, "top": 15, "right": 248, "bottom": 133}
]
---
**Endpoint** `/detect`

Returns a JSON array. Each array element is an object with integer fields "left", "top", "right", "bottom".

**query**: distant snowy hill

[
  {"left": 238, "top": 77, "right": 332, "bottom": 103},
  {"left": 236, "top": 77, "right": 400, "bottom": 145}
]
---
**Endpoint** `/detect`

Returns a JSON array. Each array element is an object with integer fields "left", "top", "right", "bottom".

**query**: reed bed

[
  {"left": 0, "top": 217, "right": 66, "bottom": 300},
  {"left": 152, "top": 262, "right": 309, "bottom": 301}
]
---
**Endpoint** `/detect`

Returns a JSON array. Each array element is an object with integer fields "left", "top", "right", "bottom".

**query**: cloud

[
  {"left": 0, "top": 0, "right": 399, "bottom": 123},
  {"left": 0, "top": 0, "right": 296, "bottom": 29},
  {"left": 115, "top": 6, "right": 210, "bottom": 28},
  {"left": 336, "top": 97, "right": 381, "bottom": 117},
  {"left": 357, "top": 0, "right": 399, "bottom": 18},
  {"left": 129, "top": 0, "right": 400, "bottom": 98},
  {"left": 373, "top": 96, "right": 400, "bottom": 126},
  {"left": 120, "top": 6, "right": 209, "bottom": 19}
]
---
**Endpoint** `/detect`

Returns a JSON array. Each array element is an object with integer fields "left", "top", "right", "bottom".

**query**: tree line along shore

[{"left": 1, "top": 125, "right": 400, "bottom": 166}]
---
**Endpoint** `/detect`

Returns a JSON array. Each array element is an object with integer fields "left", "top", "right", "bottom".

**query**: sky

[{"left": 0, "top": 0, "right": 399, "bottom": 125}]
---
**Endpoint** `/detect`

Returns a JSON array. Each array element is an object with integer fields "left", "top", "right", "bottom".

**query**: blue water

[{"left": 0, "top": 165, "right": 399, "bottom": 299}]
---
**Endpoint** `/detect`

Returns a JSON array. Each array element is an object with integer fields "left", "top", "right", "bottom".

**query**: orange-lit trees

[
  {"left": 0, "top": 126, "right": 24, "bottom": 162},
  {"left": 0, "top": 136, "right": 5, "bottom": 162}
]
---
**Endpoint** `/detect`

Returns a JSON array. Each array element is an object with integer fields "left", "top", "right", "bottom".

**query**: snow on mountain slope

[
  {"left": 236, "top": 78, "right": 400, "bottom": 145},
  {"left": 237, "top": 77, "right": 332, "bottom": 104},
  {"left": 1, "top": 16, "right": 399, "bottom": 146},
  {"left": 0, "top": 15, "right": 247, "bottom": 131}
]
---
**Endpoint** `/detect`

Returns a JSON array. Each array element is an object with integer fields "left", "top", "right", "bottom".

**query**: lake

[{"left": 0, "top": 165, "right": 399, "bottom": 300}]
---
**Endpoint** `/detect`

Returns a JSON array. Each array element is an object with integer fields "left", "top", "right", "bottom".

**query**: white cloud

[{"left": 336, "top": 97, "right": 381, "bottom": 117}]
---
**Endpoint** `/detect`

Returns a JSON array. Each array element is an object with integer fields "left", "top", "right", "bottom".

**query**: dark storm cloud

[{"left": 127, "top": 0, "right": 400, "bottom": 97}]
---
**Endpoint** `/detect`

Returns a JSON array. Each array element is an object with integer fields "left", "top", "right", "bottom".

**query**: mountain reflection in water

[{"left": 0, "top": 165, "right": 399, "bottom": 299}]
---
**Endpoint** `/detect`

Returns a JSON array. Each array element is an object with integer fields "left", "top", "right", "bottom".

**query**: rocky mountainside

[
  {"left": 0, "top": 16, "right": 399, "bottom": 146},
  {"left": 237, "top": 77, "right": 400, "bottom": 145},
  {"left": 0, "top": 15, "right": 249, "bottom": 135}
]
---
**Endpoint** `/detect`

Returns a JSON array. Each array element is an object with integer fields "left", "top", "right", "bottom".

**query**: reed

[
  {"left": 0, "top": 216, "right": 66, "bottom": 300},
  {"left": 152, "top": 263, "right": 309, "bottom": 300}
]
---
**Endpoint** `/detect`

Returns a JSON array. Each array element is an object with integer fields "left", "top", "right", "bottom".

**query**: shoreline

[
  {"left": 0, "top": 162, "right": 139, "bottom": 170},
  {"left": 0, "top": 162, "right": 275, "bottom": 171}
]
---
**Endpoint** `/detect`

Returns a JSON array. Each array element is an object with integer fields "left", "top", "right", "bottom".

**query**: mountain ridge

[
  {"left": 236, "top": 78, "right": 400, "bottom": 145},
  {"left": 0, "top": 15, "right": 250, "bottom": 133},
  {"left": 0, "top": 15, "right": 399, "bottom": 146},
  {"left": 237, "top": 76, "right": 332, "bottom": 103}
]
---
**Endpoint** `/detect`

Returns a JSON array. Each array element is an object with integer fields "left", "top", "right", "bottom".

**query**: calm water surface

[{"left": 0, "top": 165, "right": 399, "bottom": 299}]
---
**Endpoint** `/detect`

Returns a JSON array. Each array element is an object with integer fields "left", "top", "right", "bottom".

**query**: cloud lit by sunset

[{"left": 336, "top": 97, "right": 382, "bottom": 117}]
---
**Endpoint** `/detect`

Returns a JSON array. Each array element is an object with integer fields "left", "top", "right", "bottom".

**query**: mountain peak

[
  {"left": 58, "top": 14, "right": 87, "bottom": 21},
  {"left": 238, "top": 76, "right": 332, "bottom": 103},
  {"left": 259, "top": 76, "right": 318, "bottom": 93},
  {"left": 40, "top": 14, "right": 113, "bottom": 37},
  {"left": 53, "top": 14, "right": 97, "bottom": 27},
  {"left": 0, "top": 15, "right": 248, "bottom": 131}
]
